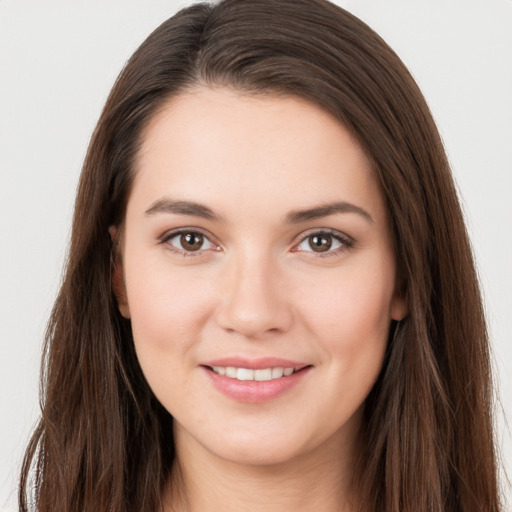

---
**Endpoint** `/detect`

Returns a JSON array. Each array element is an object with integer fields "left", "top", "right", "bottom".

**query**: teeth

[
  {"left": 211, "top": 366, "right": 296, "bottom": 381},
  {"left": 271, "top": 367, "right": 284, "bottom": 379},
  {"left": 237, "top": 368, "right": 253, "bottom": 381},
  {"left": 254, "top": 368, "right": 272, "bottom": 381},
  {"left": 225, "top": 367, "right": 237, "bottom": 378}
]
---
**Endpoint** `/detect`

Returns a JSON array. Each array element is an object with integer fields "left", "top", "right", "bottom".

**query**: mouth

[
  {"left": 201, "top": 359, "right": 312, "bottom": 403},
  {"left": 207, "top": 365, "right": 304, "bottom": 381}
]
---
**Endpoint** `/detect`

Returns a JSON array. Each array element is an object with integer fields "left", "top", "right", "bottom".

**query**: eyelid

[
  {"left": 157, "top": 226, "right": 353, "bottom": 257},
  {"left": 291, "top": 228, "right": 354, "bottom": 255},
  {"left": 158, "top": 227, "right": 221, "bottom": 255}
]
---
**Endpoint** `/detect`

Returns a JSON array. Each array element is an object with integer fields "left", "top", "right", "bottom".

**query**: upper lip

[{"left": 201, "top": 357, "right": 310, "bottom": 371}]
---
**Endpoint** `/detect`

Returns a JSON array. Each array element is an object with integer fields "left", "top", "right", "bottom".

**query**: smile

[
  {"left": 210, "top": 366, "right": 296, "bottom": 381},
  {"left": 203, "top": 361, "right": 312, "bottom": 403}
]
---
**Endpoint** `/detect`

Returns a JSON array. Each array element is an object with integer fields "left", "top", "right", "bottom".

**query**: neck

[{"left": 164, "top": 423, "right": 360, "bottom": 512}]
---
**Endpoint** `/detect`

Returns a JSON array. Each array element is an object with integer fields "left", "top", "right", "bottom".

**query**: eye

[
  {"left": 165, "top": 230, "right": 216, "bottom": 253},
  {"left": 294, "top": 231, "right": 352, "bottom": 255}
]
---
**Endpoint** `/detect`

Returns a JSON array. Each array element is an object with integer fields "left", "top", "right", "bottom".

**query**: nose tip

[{"left": 216, "top": 260, "right": 293, "bottom": 338}]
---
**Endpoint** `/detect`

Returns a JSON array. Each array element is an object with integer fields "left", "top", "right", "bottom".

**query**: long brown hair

[{"left": 19, "top": 1, "right": 501, "bottom": 510}]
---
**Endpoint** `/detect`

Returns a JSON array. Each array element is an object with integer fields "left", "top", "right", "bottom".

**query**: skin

[{"left": 113, "top": 87, "right": 407, "bottom": 511}]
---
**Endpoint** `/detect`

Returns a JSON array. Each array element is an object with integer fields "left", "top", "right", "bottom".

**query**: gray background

[{"left": 1, "top": 1, "right": 511, "bottom": 510}]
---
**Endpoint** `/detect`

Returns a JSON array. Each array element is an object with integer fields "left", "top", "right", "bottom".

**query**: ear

[
  {"left": 109, "top": 226, "right": 131, "bottom": 319},
  {"left": 390, "top": 288, "right": 408, "bottom": 321}
]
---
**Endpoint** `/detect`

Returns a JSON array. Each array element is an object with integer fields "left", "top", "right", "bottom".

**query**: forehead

[{"left": 130, "top": 87, "right": 386, "bottom": 224}]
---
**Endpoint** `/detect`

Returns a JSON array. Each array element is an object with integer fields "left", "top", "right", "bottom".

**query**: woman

[{"left": 19, "top": 0, "right": 501, "bottom": 510}]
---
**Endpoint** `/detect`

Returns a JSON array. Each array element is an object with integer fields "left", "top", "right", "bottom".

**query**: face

[{"left": 114, "top": 87, "right": 406, "bottom": 467}]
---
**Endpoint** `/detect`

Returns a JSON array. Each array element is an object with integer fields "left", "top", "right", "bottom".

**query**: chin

[
  {"left": 212, "top": 435, "right": 308, "bottom": 467},
  {"left": 174, "top": 416, "right": 312, "bottom": 467}
]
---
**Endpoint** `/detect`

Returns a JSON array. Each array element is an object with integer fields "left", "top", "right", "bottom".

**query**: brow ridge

[
  {"left": 144, "top": 198, "right": 373, "bottom": 224},
  {"left": 144, "top": 198, "right": 219, "bottom": 220},
  {"left": 285, "top": 201, "right": 374, "bottom": 224}
]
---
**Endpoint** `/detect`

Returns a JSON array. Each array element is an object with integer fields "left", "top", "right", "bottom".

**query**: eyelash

[
  {"left": 159, "top": 228, "right": 219, "bottom": 257},
  {"left": 158, "top": 228, "right": 354, "bottom": 258},
  {"left": 292, "top": 229, "right": 354, "bottom": 258}
]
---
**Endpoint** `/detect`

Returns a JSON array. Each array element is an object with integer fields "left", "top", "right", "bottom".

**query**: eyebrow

[
  {"left": 144, "top": 198, "right": 374, "bottom": 224},
  {"left": 285, "top": 201, "right": 374, "bottom": 224},
  {"left": 145, "top": 198, "right": 221, "bottom": 221}
]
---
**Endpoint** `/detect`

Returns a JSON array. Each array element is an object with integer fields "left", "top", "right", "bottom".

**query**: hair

[{"left": 19, "top": 0, "right": 501, "bottom": 511}]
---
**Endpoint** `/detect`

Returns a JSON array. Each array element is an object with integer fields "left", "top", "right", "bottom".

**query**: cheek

[
  {"left": 123, "top": 259, "right": 221, "bottom": 411},
  {"left": 123, "top": 256, "right": 217, "bottom": 363},
  {"left": 297, "top": 257, "right": 394, "bottom": 384},
  {"left": 303, "top": 270, "right": 393, "bottom": 340}
]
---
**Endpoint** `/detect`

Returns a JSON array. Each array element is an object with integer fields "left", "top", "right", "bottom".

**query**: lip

[
  {"left": 202, "top": 357, "right": 309, "bottom": 371},
  {"left": 201, "top": 357, "right": 312, "bottom": 404}
]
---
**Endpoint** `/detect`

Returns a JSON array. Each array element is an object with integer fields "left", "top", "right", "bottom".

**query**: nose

[{"left": 216, "top": 252, "right": 293, "bottom": 339}]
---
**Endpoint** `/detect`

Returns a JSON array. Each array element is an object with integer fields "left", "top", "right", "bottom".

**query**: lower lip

[{"left": 202, "top": 366, "right": 312, "bottom": 404}]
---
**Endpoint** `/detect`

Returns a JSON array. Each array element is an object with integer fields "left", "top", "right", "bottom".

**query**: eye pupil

[
  {"left": 309, "top": 234, "right": 332, "bottom": 252},
  {"left": 181, "top": 232, "right": 203, "bottom": 251}
]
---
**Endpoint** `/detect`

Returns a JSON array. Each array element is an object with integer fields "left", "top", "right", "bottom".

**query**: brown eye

[
  {"left": 308, "top": 234, "right": 332, "bottom": 252},
  {"left": 180, "top": 232, "right": 204, "bottom": 251},
  {"left": 295, "top": 231, "right": 349, "bottom": 255},
  {"left": 165, "top": 230, "right": 216, "bottom": 255}
]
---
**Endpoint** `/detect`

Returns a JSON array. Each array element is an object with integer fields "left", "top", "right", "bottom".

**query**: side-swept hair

[{"left": 20, "top": 1, "right": 500, "bottom": 511}]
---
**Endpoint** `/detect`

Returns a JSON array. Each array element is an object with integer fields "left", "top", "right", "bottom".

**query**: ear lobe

[
  {"left": 391, "top": 289, "right": 408, "bottom": 321},
  {"left": 109, "top": 226, "right": 131, "bottom": 319},
  {"left": 112, "top": 263, "right": 131, "bottom": 319}
]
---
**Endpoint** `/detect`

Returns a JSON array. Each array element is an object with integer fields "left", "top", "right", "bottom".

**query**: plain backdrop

[{"left": 1, "top": 1, "right": 511, "bottom": 511}]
